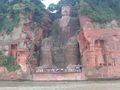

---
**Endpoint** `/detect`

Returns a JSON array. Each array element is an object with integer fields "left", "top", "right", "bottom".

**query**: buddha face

[{"left": 61, "top": 6, "right": 71, "bottom": 16}]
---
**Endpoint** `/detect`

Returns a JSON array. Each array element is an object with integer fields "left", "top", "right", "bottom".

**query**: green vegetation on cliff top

[
  {"left": 49, "top": 0, "right": 120, "bottom": 24},
  {"left": 1, "top": 0, "right": 120, "bottom": 32},
  {"left": 80, "top": 0, "right": 120, "bottom": 24},
  {"left": 0, "top": 0, "right": 45, "bottom": 32}
]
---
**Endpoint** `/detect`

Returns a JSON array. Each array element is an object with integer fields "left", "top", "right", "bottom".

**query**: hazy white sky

[{"left": 42, "top": 0, "right": 60, "bottom": 8}]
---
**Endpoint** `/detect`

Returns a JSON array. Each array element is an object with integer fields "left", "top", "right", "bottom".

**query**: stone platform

[{"left": 32, "top": 72, "right": 85, "bottom": 81}]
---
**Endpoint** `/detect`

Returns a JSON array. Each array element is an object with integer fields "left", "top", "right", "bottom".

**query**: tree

[
  {"left": 80, "top": 0, "right": 120, "bottom": 24},
  {"left": 0, "top": 0, "right": 46, "bottom": 32}
]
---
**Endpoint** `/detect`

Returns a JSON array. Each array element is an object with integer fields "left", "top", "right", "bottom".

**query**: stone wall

[{"left": 33, "top": 73, "right": 85, "bottom": 81}]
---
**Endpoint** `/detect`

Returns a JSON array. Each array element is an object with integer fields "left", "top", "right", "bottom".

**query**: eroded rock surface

[{"left": 78, "top": 16, "right": 120, "bottom": 78}]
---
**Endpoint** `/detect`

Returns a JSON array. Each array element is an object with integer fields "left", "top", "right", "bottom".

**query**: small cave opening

[{"left": 9, "top": 44, "right": 17, "bottom": 58}]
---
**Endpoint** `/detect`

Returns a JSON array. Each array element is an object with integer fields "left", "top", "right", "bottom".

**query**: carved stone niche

[{"left": 94, "top": 39, "right": 106, "bottom": 67}]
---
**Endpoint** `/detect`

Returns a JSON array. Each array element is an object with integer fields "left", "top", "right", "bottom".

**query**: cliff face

[
  {"left": 0, "top": 0, "right": 120, "bottom": 80},
  {"left": 78, "top": 16, "right": 120, "bottom": 78},
  {"left": 0, "top": 14, "right": 44, "bottom": 80},
  {"left": 1, "top": 11, "right": 120, "bottom": 80}
]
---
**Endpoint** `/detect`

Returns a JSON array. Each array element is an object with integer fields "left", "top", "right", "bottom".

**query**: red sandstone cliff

[{"left": 78, "top": 16, "right": 120, "bottom": 78}]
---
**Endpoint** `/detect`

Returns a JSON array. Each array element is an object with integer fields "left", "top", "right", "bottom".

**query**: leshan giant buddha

[{"left": 40, "top": 5, "right": 80, "bottom": 69}]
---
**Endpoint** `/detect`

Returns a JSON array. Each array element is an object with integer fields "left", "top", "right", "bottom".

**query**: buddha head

[{"left": 61, "top": 5, "right": 71, "bottom": 16}]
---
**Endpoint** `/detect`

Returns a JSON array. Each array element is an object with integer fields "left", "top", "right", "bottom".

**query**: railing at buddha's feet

[{"left": 33, "top": 65, "right": 82, "bottom": 74}]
